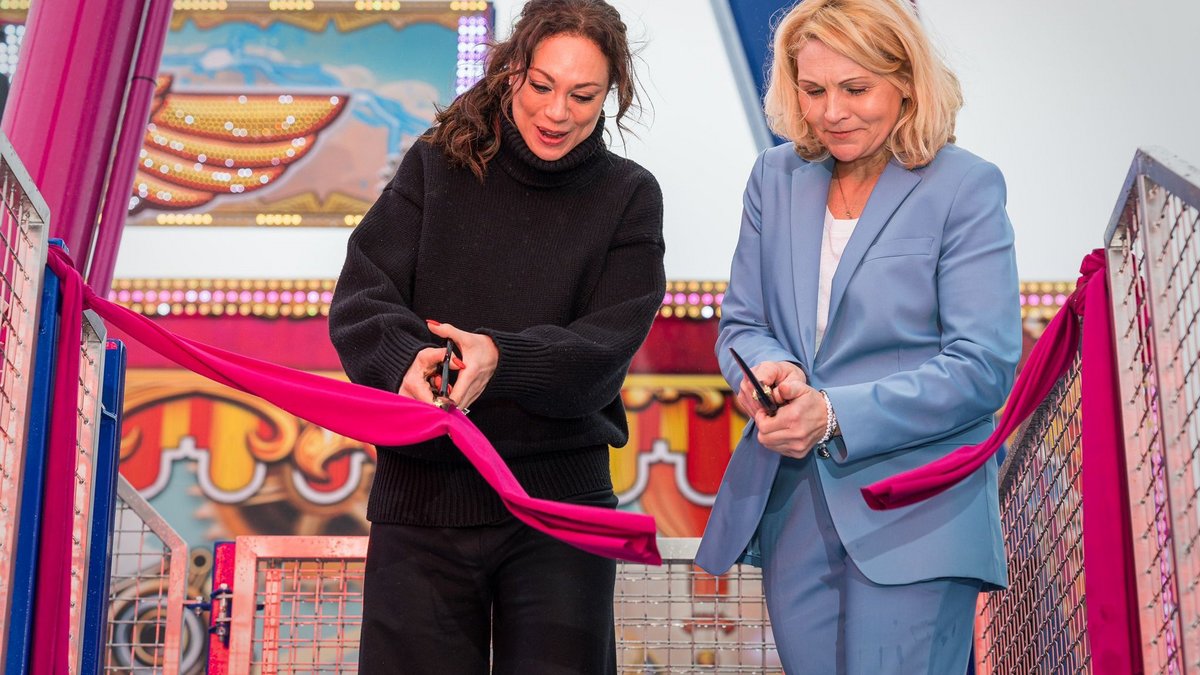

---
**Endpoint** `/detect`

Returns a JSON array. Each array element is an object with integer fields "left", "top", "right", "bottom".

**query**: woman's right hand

[
  {"left": 397, "top": 345, "right": 459, "bottom": 404},
  {"left": 754, "top": 385, "right": 828, "bottom": 459},
  {"left": 736, "top": 360, "right": 808, "bottom": 417}
]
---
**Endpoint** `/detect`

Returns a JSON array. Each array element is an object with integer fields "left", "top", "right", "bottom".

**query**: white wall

[
  {"left": 488, "top": 0, "right": 761, "bottom": 281},
  {"left": 920, "top": 0, "right": 1200, "bottom": 280},
  {"left": 114, "top": 0, "right": 1200, "bottom": 282}
]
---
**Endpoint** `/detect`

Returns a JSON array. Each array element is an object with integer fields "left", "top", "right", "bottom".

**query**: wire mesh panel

[
  {"left": 1109, "top": 176, "right": 1183, "bottom": 674},
  {"left": 81, "top": 340, "right": 128, "bottom": 675},
  {"left": 224, "top": 536, "right": 779, "bottom": 674},
  {"left": 67, "top": 311, "right": 107, "bottom": 674},
  {"left": 976, "top": 365, "right": 1089, "bottom": 675},
  {"left": 106, "top": 475, "right": 189, "bottom": 675},
  {"left": 982, "top": 375, "right": 1086, "bottom": 672},
  {"left": 615, "top": 538, "right": 778, "bottom": 673},
  {"left": 1138, "top": 165, "right": 1200, "bottom": 674},
  {"left": 228, "top": 537, "right": 367, "bottom": 675},
  {"left": 257, "top": 558, "right": 365, "bottom": 672},
  {"left": 1107, "top": 148, "right": 1200, "bottom": 674},
  {"left": 0, "top": 132, "right": 49, "bottom": 664}
]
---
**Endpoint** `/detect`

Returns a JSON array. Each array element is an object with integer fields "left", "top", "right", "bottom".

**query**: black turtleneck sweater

[{"left": 329, "top": 116, "right": 666, "bottom": 526}]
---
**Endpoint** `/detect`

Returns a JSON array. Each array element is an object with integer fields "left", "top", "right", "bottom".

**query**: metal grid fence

[
  {"left": 615, "top": 538, "right": 777, "bottom": 673},
  {"left": 229, "top": 537, "right": 366, "bottom": 674},
  {"left": 1107, "top": 148, "right": 1200, "bottom": 674},
  {"left": 106, "top": 475, "right": 190, "bottom": 674},
  {"left": 976, "top": 147, "right": 1200, "bottom": 675},
  {"left": 976, "top": 365, "right": 1088, "bottom": 674},
  {"left": 68, "top": 312, "right": 107, "bottom": 673},
  {"left": 0, "top": 132, "right": 48, "bottom": 665},
  {"left": 223, "top": 536, "right": 778, "bottom": 674}
]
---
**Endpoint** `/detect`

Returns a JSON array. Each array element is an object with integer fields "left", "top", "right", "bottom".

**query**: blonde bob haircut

[{"left": 764, "top": 0, "right": 962, "bottom": 168}]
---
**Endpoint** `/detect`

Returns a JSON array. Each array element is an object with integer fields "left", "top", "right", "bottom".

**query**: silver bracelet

[{"left": 818, "top": 390, "right": 836, "bottom": 445}]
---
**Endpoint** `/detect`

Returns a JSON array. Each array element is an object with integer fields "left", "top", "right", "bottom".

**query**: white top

[{"left": 815, "top": 208, "right": 858, "bottom": 351}]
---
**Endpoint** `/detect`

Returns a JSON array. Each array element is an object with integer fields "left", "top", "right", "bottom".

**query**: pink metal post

[
  {"left": 89, "top": 0, "right": 174, "bottom": 293},
  {"left": 0, "top": 2, "right": 145, "bottom": 672},
  {"left": 208, "top": 541, "right": 238, "bottom": 675},
  {"left": 0, "top": 0, "right": 143, "bottom": 270}
]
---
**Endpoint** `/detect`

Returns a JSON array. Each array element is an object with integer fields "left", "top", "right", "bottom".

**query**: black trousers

[{"left": 358, "top": 491, "right": 618, "bottom": 674}]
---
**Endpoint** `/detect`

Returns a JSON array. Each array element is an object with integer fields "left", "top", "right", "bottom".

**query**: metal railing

[
  {"left": 83, "top": 339, "right": 128, "bottom": 675},
  {"left": 0, "top": 132, "right": 49, "bottom": 667},
  {"left": 218, "top": 536, "right": 779, "bottom": 674},
  {"left": 1107, "top": 148, "right": 1200, "bottom": 674},
  {"left": 68, "top": 311, "right": 108, "bottom": 674},
  {"left": 106, "top": 475, "right": 190, "bottom": 674},
  {"left": 976, "top": 365, "right": 1088, "bottom": 674},
  {"left": 614, "top": 538, "right": 777, "bottom": 673},
  {"left": 227, "top": 536, "right": 366, "bottom": 674},
  {"left": 0, "top": 130, "right": 187, "bottom": 674},
  {"left": 977, "top": 147, "right": 1200, "bottom": 675}
]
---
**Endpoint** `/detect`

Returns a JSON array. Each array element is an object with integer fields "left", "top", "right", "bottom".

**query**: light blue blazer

[{"left": 695, "top": 143, "right": 1021, "bottom": 589}]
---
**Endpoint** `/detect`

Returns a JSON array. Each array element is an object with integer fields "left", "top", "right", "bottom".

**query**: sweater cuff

[
  {"left": 478, "top": 329, "right": 557, "bottom": 400},
  {"left": 372, "top": 326, "right": 438, "bottom": 394}
]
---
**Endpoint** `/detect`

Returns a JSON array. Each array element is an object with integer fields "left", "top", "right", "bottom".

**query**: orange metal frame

[{"left": 227, "top": 536, "right": 367, "bottom": 675}]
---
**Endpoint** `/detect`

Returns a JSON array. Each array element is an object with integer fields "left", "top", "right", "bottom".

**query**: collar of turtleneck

[{"left": 494, "top": 113, "right": 607, "bottom": 188}]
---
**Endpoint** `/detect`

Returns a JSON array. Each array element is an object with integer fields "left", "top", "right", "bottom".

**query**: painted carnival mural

[{"left": 126, "top": 5, "right": 481, "bottom": 224}]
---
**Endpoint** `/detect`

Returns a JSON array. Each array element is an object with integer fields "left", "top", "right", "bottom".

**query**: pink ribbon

[
  {"left": 860, "top": 264, "right": 1084, "bottom": 509},
  {"left": 35, "top": 246, "right": 660, "bottom": 674},
  {"left": 861, "top": 249, "right": 1139, "bottom": 669}
]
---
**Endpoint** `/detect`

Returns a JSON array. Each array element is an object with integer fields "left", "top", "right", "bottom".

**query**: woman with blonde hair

[{"left": 696, "top": 0, "right": 1020, "bottom": 672}]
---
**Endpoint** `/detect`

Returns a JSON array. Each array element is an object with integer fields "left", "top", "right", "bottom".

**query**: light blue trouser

[{"left": 758, "top": 455, "right": 981, "bottom": 675}]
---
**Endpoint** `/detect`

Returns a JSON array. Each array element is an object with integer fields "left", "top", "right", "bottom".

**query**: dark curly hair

[{"left": 423, "top": 0, "right": 641, "bottom": 179}]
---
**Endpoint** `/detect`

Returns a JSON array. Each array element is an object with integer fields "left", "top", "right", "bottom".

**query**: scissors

[
  {"left": 431, "top": 337, "right": 460, "bottom": 412},
  {"left": 728, "top": 347, "right": 779, "bottom": 416}
]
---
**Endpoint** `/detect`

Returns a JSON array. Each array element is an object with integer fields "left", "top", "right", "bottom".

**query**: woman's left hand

[
  {"left": 753, "top": 385, "right": 828, "bottom": 459},
  {"left": 736, "top": 360, "right": 807, "bottom": 417},
  {"left": 426, "top": 320, "right": 498, "bottom": 411}
]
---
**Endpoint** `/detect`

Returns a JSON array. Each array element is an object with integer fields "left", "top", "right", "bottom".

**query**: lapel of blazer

[
  {"left": 823, "top": 159, "right": 921, "bottom": 343},
  {"left": 788, "top": 157, "right": 834, "bottom": 368}
]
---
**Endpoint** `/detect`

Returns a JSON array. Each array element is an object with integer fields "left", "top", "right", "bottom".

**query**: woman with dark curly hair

[{"left": 328, "top": 1, "right": 664, "bottom": 672}]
